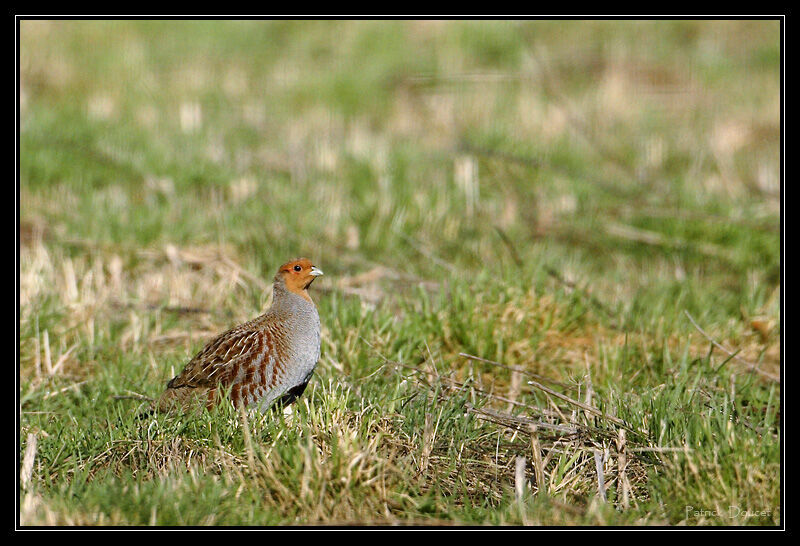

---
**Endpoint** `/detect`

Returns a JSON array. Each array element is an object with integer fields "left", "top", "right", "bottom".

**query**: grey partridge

[{"left": 155, "top": 258, "right": 323, "bottom": 414}]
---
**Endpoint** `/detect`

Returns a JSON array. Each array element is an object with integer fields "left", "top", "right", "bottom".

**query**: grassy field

[{"left": 18, "top": 20, "right": 781, "bottom": 526}]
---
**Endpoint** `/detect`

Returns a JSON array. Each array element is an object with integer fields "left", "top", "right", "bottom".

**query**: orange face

[{"left": 278, "top": 258, "right": 324, "bottom": 294}]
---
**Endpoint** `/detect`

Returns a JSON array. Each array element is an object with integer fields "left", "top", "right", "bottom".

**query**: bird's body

[{"left": 155, "top": 258, "right": 323, "bottom": 414}]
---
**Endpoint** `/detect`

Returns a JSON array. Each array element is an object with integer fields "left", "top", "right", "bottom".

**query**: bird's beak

[{"left": 310, "top": 266, "right": 324, "bottom": 277}]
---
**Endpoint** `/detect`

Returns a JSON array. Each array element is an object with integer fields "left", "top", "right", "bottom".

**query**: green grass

[{"left": 19, "top": 19, "right": 780, "bottom": 526}]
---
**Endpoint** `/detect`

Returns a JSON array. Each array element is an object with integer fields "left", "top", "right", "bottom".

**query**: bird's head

[{"left": 275, "top": 258, "right": 324, "bottom": 300}]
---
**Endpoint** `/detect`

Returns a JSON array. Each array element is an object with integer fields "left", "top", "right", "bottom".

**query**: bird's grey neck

[{"left": 270, "top": 283, "right": 315, "bottom": 314}]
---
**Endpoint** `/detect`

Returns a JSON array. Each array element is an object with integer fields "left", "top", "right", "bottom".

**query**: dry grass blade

[
  {"left": 617, "top": 429, "right": 630, "bottom": 509},
  {"left": 527, "top": 379, "right": 628, "bottom": 428},
  {"left": 459, "top": 352, "right": 573, "bottom": 388},
  {"left": 42, "top": 381, "right": 88, "bottom": 400},
  {"left": 21, "top": 433, "right": 38, "bottom": 490},
  {"left": 529, "top": 425, "right": 546, "bottom": 494},
  {"left": 606, "top": 222, "right": 734, "bottom": 262},
  {"left": 515, "top": 455, "right": 527, "bottom": 503},
  {"left": 593, "top": 449, "right": 606, "bottom": 503},
  {"left": 684, "top": 310, "right": 779, "bottom": 382},
  {"left": 465, "top": 404, "right": 581, "bottom": 437},
  {"left": 111, "top": 391, "right": 155, "bottom": 402},
  {"left": 50, "top": 343, "right": 78, "bottom": 376}
]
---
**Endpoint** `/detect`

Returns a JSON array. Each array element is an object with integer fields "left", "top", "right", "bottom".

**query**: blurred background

[
  {"left": 20, "top": 19, "right": 780, "bottom": 345},
  {"left": 20, "top": 21, "right": 780, "bottom": 275}
]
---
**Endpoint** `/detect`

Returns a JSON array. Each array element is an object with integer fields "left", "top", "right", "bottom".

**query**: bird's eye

[{"left": 293, "top": 265, "right": 302, "bottom": 272}]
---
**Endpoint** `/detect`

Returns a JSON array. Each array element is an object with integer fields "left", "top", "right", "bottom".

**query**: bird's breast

[{"left": 253, "top": 305, "right": 320, "bottom": 410}]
